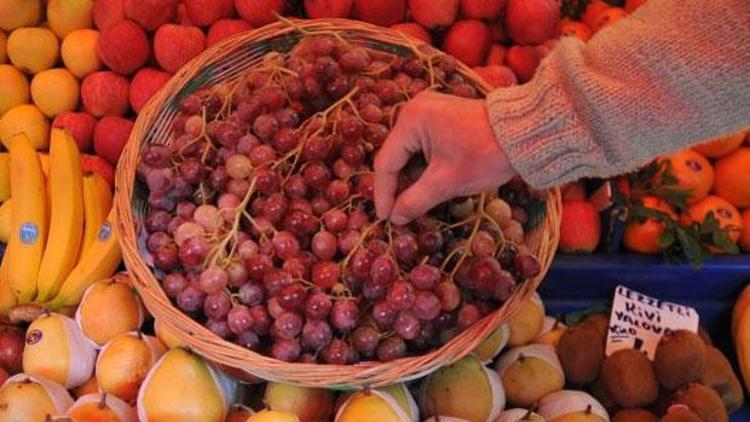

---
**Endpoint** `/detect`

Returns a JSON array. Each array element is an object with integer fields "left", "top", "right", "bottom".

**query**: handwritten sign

[{"left": 606, "top": 285, "right": 699, "bottom": 360}]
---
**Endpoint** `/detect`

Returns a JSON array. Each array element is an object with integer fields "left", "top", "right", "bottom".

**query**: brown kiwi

[
  {"left": 557, "top": 313, "right": 608, "bottom": 385},
  {"left": 671, "top": 383, "right": 728, "bottom": 422},
  {"left": 660, "top": 405, "right": 703, "bottom": 422},
  {"left": 698, "top": 326, "right": 713, "bottom": 346},
  {"left": 654, "top": 330, "right": 705, "bottom": 390},
  {"left": 700, "top": 345, "right": 744, "bottom": 412},
  {"left": 612, "top": 408, "right": 659, "bottom": 422},
  {"left": 589, "top": 374, "right": 619, "bottom": 415},
  {"left": 600, "top": 349, "right": 659, "bottom": 408}
]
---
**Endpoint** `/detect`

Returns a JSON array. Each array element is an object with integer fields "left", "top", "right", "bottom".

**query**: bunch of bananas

[{"left": 0, "top": 129, "right": 121, "bottom": 321}]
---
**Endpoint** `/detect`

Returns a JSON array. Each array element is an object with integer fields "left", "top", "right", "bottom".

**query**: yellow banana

[
  {"left": 45, "top": 208, "right": 122, "bottom": 310},
  {"left": 35, "top": 129, "right": 85, "bottom": 302},
  {"left": 733, "top": 284, "right": 750, "bottom": 343},
  {"left": 6, "top": 133, "right": 48, "bottom": 303},
  {"left": 0, "top": 199, "right": 11, "bottom": 243},
  {"left": 0, "top": 250, "right": 17, "bottom": 321},
  {"left": 80, "top": 173, "right": 113, "bottom": 257},
  {"left": 736, "top": 300, "right": 750, "bottom": 392},
  {"left": 0, "top": 153, "right": 9, "bottom": 202}
]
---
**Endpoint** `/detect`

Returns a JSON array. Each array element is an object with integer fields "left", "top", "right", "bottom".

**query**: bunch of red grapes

[{"left": 137, "top": 34, "right": 542, "bottom": 364}]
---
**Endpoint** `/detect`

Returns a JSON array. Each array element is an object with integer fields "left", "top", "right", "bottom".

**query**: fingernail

[{"left": 391, "top": 215, "right": 409, "bottom": 226}]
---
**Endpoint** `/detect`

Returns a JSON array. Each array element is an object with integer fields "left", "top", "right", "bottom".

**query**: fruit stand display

[{"left": 0, "top": 0, "right": 747, "bottom": 421}]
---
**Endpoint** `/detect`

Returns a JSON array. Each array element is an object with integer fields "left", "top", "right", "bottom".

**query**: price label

[{"left": 606, "top": 285, "right": 699, "bottom": 360}]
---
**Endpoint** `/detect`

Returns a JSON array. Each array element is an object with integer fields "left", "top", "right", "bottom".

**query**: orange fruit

[
  {"left": 559, "top": 19, "right": 592, "bottom": 42},
  {"left": 582, "top": 1, "right": 610, "bottom": 29},
  {"left": 623, "top": 196, "right": 676, "bottom": 254},
  {"left": 740, "top": 209, "right": 750, "bottom": 252},
  {"left": 682, "top": 195, "right": 743, "bottom": 244},
  {"left": 590, "top": 7, "right": 627, "bottom": 33},
  {"left": 713, "top": 148, "right": 750, "bottom": 208},
  {"left": 693, "top": 131, "right": 745, "bottom": 158},
  {"left": 662, "top": 149, "right": 714, "bottom": 204}
]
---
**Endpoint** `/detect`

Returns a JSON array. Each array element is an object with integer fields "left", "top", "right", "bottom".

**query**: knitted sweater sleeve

[{"left": 487, "top": 0, "right": 750, "bottom": 189}]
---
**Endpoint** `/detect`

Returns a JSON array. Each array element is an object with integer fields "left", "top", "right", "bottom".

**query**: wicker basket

[{"left": 115, "top": 18, "right": 562, "bottom": 389}]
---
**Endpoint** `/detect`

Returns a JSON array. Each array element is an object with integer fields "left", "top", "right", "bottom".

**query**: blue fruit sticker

[
  {"left": 26, "top": 329, "right": 42, "bottom": 345},
  {"left": 98, "top": 222, "right": 112, "bottom": 242},
  {"left": 19, "top": 223, "right": 39, "bottom": 245}
]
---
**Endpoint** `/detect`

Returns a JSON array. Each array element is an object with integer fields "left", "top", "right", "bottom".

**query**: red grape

[
  {"left": 393, "top": 233, "right": 418, "bottom": 264},
  {"left": 320, "top": 339, "right": 351, "bottom": 365},
  {"left": 312, "top": 261, "right": 341, "bottom": 289},
  {"left": 409, "top": 264, "right": 440, "bottom": 290},
  {"left": 284, "top": 175, "right": 309, "bottom": 199},
  {"left": 271, "top": 338, "right": 301, "bottom": 362},
  {"left": 372, "top": 300, "right": 398, "bottom": 327},
  {"left": 414, "top": 291, "right": 441, "bottom": 321},
  {"left": 204, "top": 291, "right": 231, "bottom": 320},
  {"left": 435, "top": 280, "right": 461, "bottom": 311},
  {"left": 352, "top": 326, "right": 379, "bottom": 355},
  {"left": 198, "top": 266, "right": 229, "bottom": 294},
  {"left": 238, "top": 282, "right": 264, "bottom": 307},
  {"left": 277, "top": 283, "right": 306, "bottom": 310},
  {"left": 370, "top": 255, "right": 398, "bottom": 285},
  {"left": 163, "top": 273, "right": 188, "bottom": 298},
  {"left": 301, "top": 320, "right": 333, "bottom": 351},
  {"left": 457, "top": 304, "right": 481, "bottom": 330},
  {"left": 304, "top": 292, "right": 333, "bottom": 320},
  {"left": 323, "top": 210, "right": 348, "bottom": 233},
  {"left": 177, "top": 286, "right": 206, "bottom": 313},
  {"left": 311, "top": 231, "right": 337, "bottom": 260},
  {"left": 331, "top": 300, "right": 359, "bottom": 333},
  {"left": 377, "top": 336, "right": 406, "bottom": 362},
  {"left": 272, "top": 312, "right": 303, "bottom": 339},
  {"left": 272, "top": 231, "right": 301, "bottom": 260}
]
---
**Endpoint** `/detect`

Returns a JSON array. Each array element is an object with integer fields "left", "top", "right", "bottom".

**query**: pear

[
  {"left": 0, "top": 373, "right": 74, "bottom": 420},
  {"left": 472, "top": 324, "right": 510, "bottom": 364},
  {"left": 380, "top": 383, "right": 419, "bottom": 422},
  {"left": 538, "top": 390, "right": 609, "bottom": 422},
  {"left": 76, "top": 277, "right": 145, "bottom": 347},
  {"left": 67, "top": 392, "right": 136, "bottom": 421},
  {"left": 335, "top": 390, "right": 414, "bottom": 422},
  {"left": 263, "top": 382, "right": 334, "bottom": 422},
  {"left": 153, "top": 317, "right": 185, "bottom": 349},
  {"left": 699, "top": 345, "right": 744, "bottom": 412},
  {"left": 419, "top": 355, "right": 505, "bottom": 422},
  {"left": 497, "top": 408, "right": 546, "bottom": 422},
  {"left": 507, "top": 293, "right": 546, "bottom": 347},
  {"left": 72, "top": 376, "right": 99, "bottom": 398},
  {"left": 23, "top": 313, "right": 97, "bottom": 388},
  {"left": 96, "top": 332, "right": 166, "bottom": 403},
  {"left": 249, "top": 409, "right": 301, "bottom": 421},
  {"left": 496, "top": 344, "right": 564, "bottom": 407},
  {"left": 137, "top": 348, "right": 237, "bottom": 422}
]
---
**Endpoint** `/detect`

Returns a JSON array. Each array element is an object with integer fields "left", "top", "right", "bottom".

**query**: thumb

[{"left": 389, "top": 165, "right": 452, "bottom": 225}]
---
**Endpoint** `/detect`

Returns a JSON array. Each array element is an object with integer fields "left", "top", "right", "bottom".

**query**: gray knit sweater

[{"left": 488, "top": 0, "right": 750, "bottom": 189}]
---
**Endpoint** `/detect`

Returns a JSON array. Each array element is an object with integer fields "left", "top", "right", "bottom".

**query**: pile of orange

[{"left": 624, "top": 129, "right": 750, "bottom": 254}]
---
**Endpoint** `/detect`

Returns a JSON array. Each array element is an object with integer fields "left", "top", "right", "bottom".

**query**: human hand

[{"left": 374, "top": 91, "right": 517, "bottom": 225}]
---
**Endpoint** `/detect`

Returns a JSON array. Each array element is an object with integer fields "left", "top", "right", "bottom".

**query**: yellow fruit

[
  {"left": 5, "top": 133, "right": 47, "bottom": 303},
  {"left": 336, "top": 392, "right": 409, "bottom": 422},
  {"left": 538, "top": 390, "right": 609, "bottom": 422},
  {"left": 6, "top": 27, "right": 59, "bottom": 74},
  {"left": 31, "top": 68, "right": 80, "bottom": 117},
  {"left": 0, "top": 104, "right": 50, "bottom": 150},
  {"left": 96, "top": 333, "right": 166, "bottom": 403},
  {"left": 0, "top": 374, "right": 74, "bottom": 420},
  {"left": 67, "top": 393, "right": 135, "bottom": 422},
  {"left": 249, "top": 409, "right": 301, "bottom": 422},
  {"left": 47, "top": 0, "right": 94, "bottom": 39},
  {"left": 733, "top": 285, "right": 750, "bottom": 343},
  {"left": 0, "top": 152, "right": 9, "bottom": 201},
  {"left": 72, "top": 376, "right": 99, "bottom": 398},
  {"left": 80, "top": 173, "right": 112, "bottom": 257},
  {"left": 0, "top": 0, "right": 43, "bottom": 31},
  {"left": 0, "top": 64, "right": 29, "bottom": 115},
  {"left": 264, "top": 382, "right": 334, "bottom": 422},
  {"left": 76, "top": 277, "right": 144, "bottom": 347},
  {"left": 0, "top": 30, "right": 6, "bottom": 63},
  {"left": 23, "top": 313, "right": 97, "bottom": 388},
  {"left": 0, "top": 198, "right": 11, "bottom": 242},
  {"left": 472, "top": 324, "right": 510, "bottom": 364},
  {"left": 0, "top": 249, "right": 17, "bottom": 318},
  {"left": 736, "top": 299, "right": 750, "bottom": 392},
  {"left": 507, "top": 293, "right": 546, "bottom": 347},
  {"left": 61, "top": 28, "right": 101, "bottom": 78},
  {"left": 153, "top": 317, "right": 185, "bottom": 349},
  {"left": 496, "top": 344, "right": 565, "bottom": 407}
]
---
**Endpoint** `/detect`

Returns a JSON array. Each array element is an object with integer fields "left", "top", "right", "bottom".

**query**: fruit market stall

[{"left": 0, "top": 0, "right": 748, "bottom": 421}]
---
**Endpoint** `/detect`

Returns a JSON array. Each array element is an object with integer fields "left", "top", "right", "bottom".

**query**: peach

[
  {"left": 61, "top": 29, "right": 102, "bottom": 78},
  {"left": 6, "top": 27, "right": 59, "bottom": 74},
  {"left": 473, "top": 65, "right": 517, "bottom": 88},
  {"left": 0, "top": 64, "right": 30, "bottom": 116},
  {"left": 460, "top": 0, "right": 505, "bottom": 20},
  {"left": 98, "top": 20, "right": 150, "bottom": 75},
  {"left": 0, "top": 104, "right": 50, "bottom": 150},
  {"left": 304, "top": 0, "right": 354, "bottom": 19},
  {"left": 52, "top": 112, "right": 97, "bottom": 152},
  {"left": 0, "top": 0, "right": 42, "bottom": 31},
  {"left": 94, "top": 116, "right": 134, "bottom": 165},
  {"left": 559, "top": 200, "right": 600, "bottom": 253},
  {"left": 93, "top": 0, "right": 125, "bottom": 30},
  {"left": 130, "top": 68, "right": 171, "bottom": 113},
  {"left": 389, "top": 23, "right": 432, "bottom": 44},
  {"left": 47, "top": 0, "right": 94, "bottom": 39},
  {"left": 486, "top": 44, "right": 506, "bottom": 65},
  {"left": 81, "top": 71, "right": 130, "bottom": 117},
  {"left": 0, "top": 30, "right": 7, "bottom": 64},
  {"left": 185, "top": 0, "right": 235, "bottom": 27},
  {"left": 442, "top": 20, "right": 491, "bottom": 67},
  {"left": 76, "top": 277, "right": 145, "bottom": 347},
  {"left": 409, "top": 0, "right": 458, "bottom": 29},
  {"left": 353, "top": 0, "right": 406, "bottom": 26},
  {"left": 123, "top": 0, "right": 178, "bottom": 31},
  {"left": 505, "top": 45, "right": 540, "bottom": 83},
  {"left": 30, "top": 68, "right": 80, "bottom": 117},
  {"left": 96, "top": 333, "right": 166, "bottom": 402},
  {"left": 206, "top": 19, "right": 253, "bottom": 47},
  {"left": 154, "top": 24, "right": 206, "bottom": 73},
  {"left": 235, "top": 0, "right": 285, "bottom": 27}
]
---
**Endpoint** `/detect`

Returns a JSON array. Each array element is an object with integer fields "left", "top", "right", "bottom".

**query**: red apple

[
  {"left": 472, "top": 65, "right": 517, "bottom": 88},
  {"left": 82, "top": 154, "right": 116, "bottom": 188},
  {"left": 185, "top": 0, "right": 235, "bottom": 27},
  {"left": 0, "top": 325, "right": 24, "bottom": 374},
  {"left": 486, "top": 44, "right": 506, "bottom": 65},
  {"left": 304, "top": 0, "right": 354, "bottom": 19},
  {"left": 81, "top": 71, "right": 130, "bottom": 117},
  {"left": 207, "top": 19, "right": 253, "bottom": 47},
  {"left": 460, "top": 0, "right": 505, "bottom": 20},
  {"left": 353, "top": 0, "right": 406, "bottom": 26},
  {"left": 389, "top": 23, "right": 432, "bottom": 44},
  {"left": 153, "top": 24, "right": 206, "bottom": 74},
  {"left": 409, "top": 0, "right": 459, "bottom": 29},
  {"left": 442, "top": 20, "right": 492, "bottom": 67},
  {"left": 235, "top": 0, "right": 285, "bottom": 27},
  {"left": 97, "top": 19, "right": 151, "bottom": 75},
  {"left": 93, "top": 0, "right": 126, "bottom": 30},
  {"left": 505, "top": 45, "right": 540, "bottom": 83},
  {"left": 559, "top": 200, "right": 600, "bottom": 253},
  {"left": 52, "top": 112, "right": 97, "bottom": 153},
  {"left": 94, "top": 116, "right": 134, "bottom": 166},
  {"left": 130, "top": 68, "right": 172, "bottom": 113},
  {"left": 176, "top": 3, "right": 194, "bottom": 25},
  {"left": 123, "top": 0, "right": 178, "bottom": 31},
  {"left": 505, "top": 0, "right": 560, "bottom": 45},
  {"left": 561, "top": 182, "right": 586, "bottom": 201}
]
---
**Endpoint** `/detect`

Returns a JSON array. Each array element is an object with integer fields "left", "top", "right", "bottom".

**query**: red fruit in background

[
  {"left": 81, "top": 71, "right": 130, "bottom": 117},
  {"left": 185, "top": 0, "right": 235, "bottom": 27},
  {"left": 304, "top": 0, "right": 354, "bottom": 19},
  {"left": 559, "top": 18, "right": 592, "bottom": 42},
  {"left": 409, "top": 0, "right": 459, "bottom": 29},
  {"left": 389, "top": 23, "right": 432, "bottom": 44},
  {"left": 536, "top": 39, "right": 558, "bottom": 59},
  {"left": 123, "top": 0, "right": 178, "bottom": 31},
  {"left": 94, "top": 116, "right": 134, "bottom": 166},
  {"left": 81, "top": 154, "right": 116, "bottom": 188},
  {"left": 93, "top": 0, "right": 125, "bottom": 30},
  {"left": 625, "top": 0, "right": 647, "bottom": 14},
  {"left": 52, "top": 112, "right": 97, "bottom": 153},
  {"left": 590, "top": 7, "right": 626, "bottom": 33},
  {"left": 582, "top": 0, "right": 609, "bottom": 29},
  {"left": 473, "top": 65, "right": 517, "bottom": 88},
  {"left": 460, "top": 0, "right": 505, "bottom": 20},
  {"left": 559, "top": 200, "right": 600, "bottom": 253},
  {"left": 0, "top": 326, "right": 24, "bottom": 374},
  {"left": 207, "top": 19, "right": 253, "bottom": 47},
  {"left": 505, "top": 45, "right": 540, "bottom": 83},
  {"left": 176, "top": 3, "right": 194, "bottom": 25},
  {"left": 154, "top": 24, "right": 206, "bottom": 74},
  {"left": 561, "top": 181, "right": 586, "bottom": 201},
  {"left": 486, "top": 44, "right": 506, "bottom": 65},
  {"left": 505, "top": 0, "right": 560, "bottom": 46},
  {"left": 235, "top": 0, "right": 285, "bottom": 27},
  {"left": 442, "top": 20, "right": 491, "bottom": 67},
  {"left": 490, "top": 23, "right": 508, "bottom": 43},
  {"left": 353, "top": 0, "right": 406, "bottom": 26},
  {"left": 97, "top": 20, "right": 150, "bottom": 75},
  {"left": 130, "top": 68, "right": 172, "bottom": 113}
]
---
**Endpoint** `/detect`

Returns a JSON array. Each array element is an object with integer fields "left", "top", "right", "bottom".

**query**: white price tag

[{"left": 606, "top": 285, "right": 699, "bottom": 360}]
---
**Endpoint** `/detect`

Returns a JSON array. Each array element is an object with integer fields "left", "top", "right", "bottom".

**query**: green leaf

[
  {"left": 660, "top": 230, "right": 675, "bottom": 249},
  {"left": 675, "top": 226, "right": 708, "bottom": 268}
]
